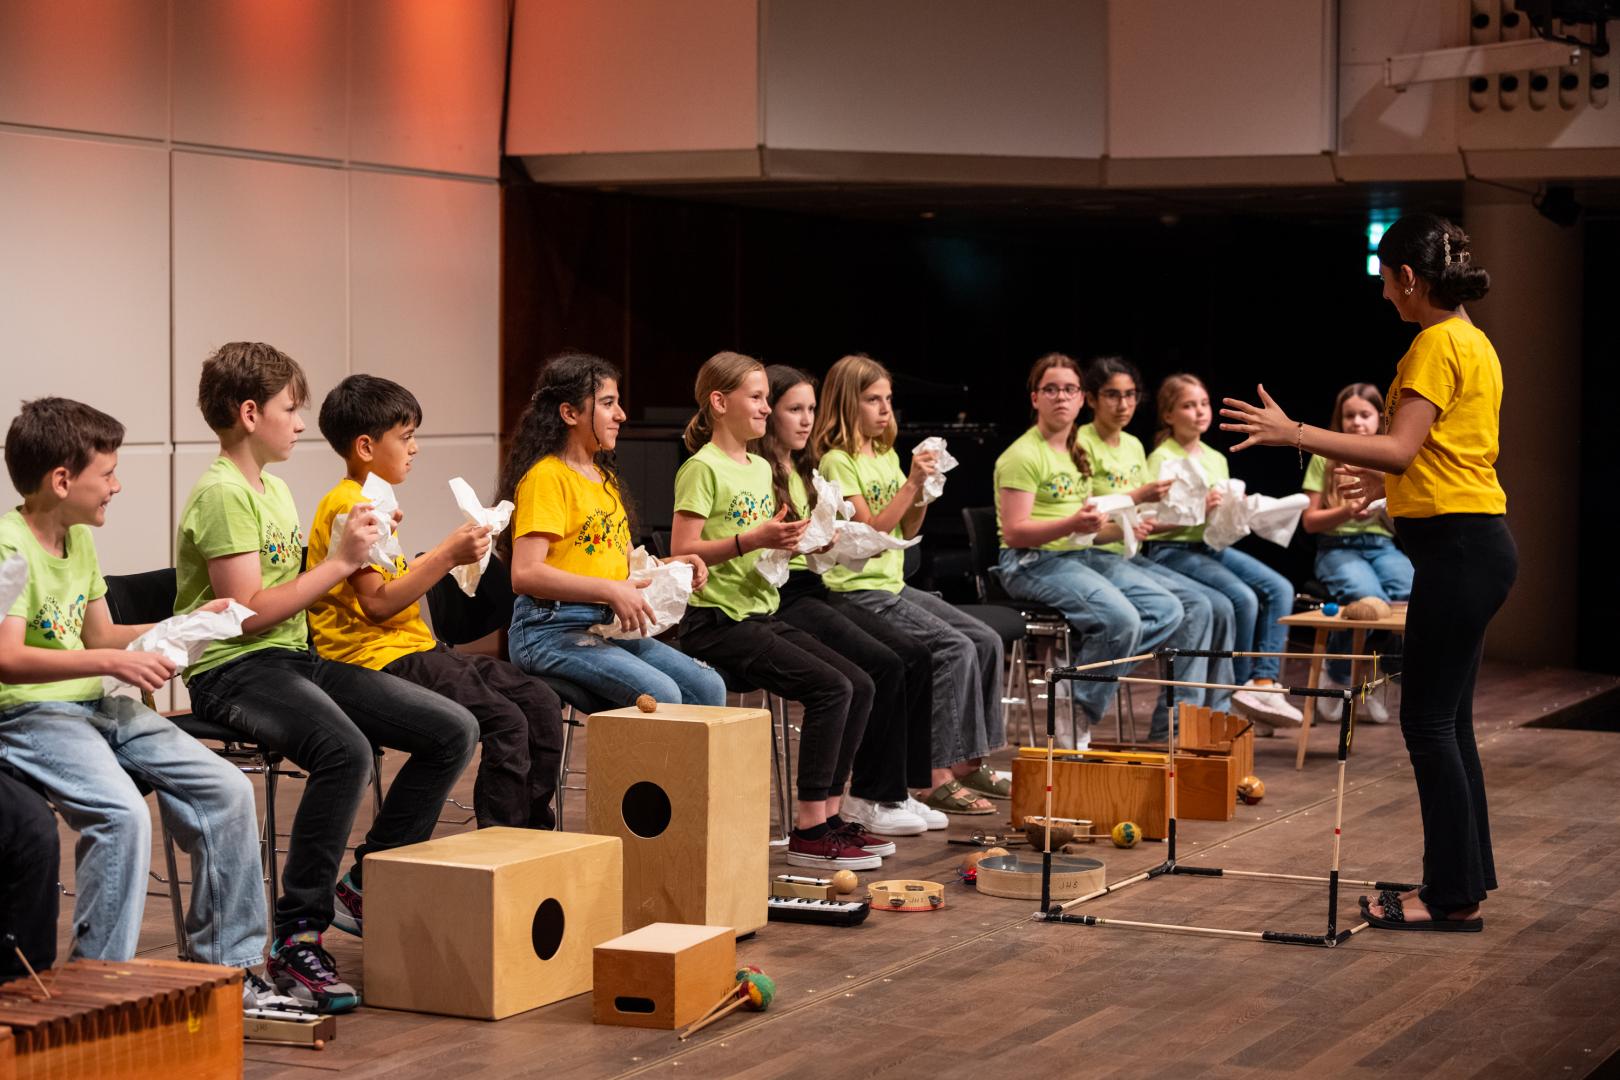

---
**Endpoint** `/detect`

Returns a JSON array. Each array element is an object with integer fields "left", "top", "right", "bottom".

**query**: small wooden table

[{"left": 1277, "top": 606, "right": 1406, "bottom": 769}]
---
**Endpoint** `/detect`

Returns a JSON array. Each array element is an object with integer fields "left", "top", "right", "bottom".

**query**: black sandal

[{"left": 1360, "top": 889, "right": 1483, "bottom": 933}]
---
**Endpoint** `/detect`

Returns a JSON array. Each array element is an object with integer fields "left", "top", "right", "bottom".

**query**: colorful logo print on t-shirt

[
  {"left": 726, "top": 491, "right": 773, "bottom": 529},
  {"left": 575, "top": 508, "right": 627, "bottom": 557},
  {"left": 30, "top": 593, "right": 87, "bottom": 644},
  {"left": 263, "top": 523, "right": 303, "bottom": 567},
  {"left": 865, "top": 478, "right": 900, "bottom": 514},
  {"left": 1044, "top": 473, "right": 1082, "bottom": 500}
]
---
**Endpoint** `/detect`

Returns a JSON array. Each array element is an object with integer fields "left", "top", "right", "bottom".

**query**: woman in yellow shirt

[{"left": 1221, "top": 213, "right": 1517, "bottom": 933}]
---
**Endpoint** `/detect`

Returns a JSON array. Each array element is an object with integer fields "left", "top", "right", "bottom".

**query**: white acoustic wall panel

[
  {"left": 0, "top": 444, "right": 170, "bottom": 580},
  {"left": 349, "top": 0, "right": 507, "bottom": 176},
  {"left": 349, "top": 171, "right": 499, "bottom": 437},
  {"left": 172, "top": 0, "right": 347, "bottom": 159},
  {"left": 506, "top": 0, "right": 758, "bottom": 154},
  {"left": 0, "top": 0, "right": 167, "bottom": 139},
  {"left": 761, "top": 0, "right": 1106, "bottom": 158},
  {"left": 385, "top": 436, "right": 501, "bottom": 562},
  {"left": 0, "top": 132, "right": 170, "bottom": 444},
  {"left": 1337, "top": 0, "right": 1464, "bottom": 177},
  {"left": 1109, "top": 0, "right": 1336, "bottom": 160},
  {"left": 172, "top": 152, "right": 348, "bottom": 444}
]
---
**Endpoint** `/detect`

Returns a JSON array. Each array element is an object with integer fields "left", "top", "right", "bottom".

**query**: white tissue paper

[
  {"left": 803, "top": 520, "right": 921, "bottom": 575},
  {"left": 0, "top": 553, "right": 25, "bottom": 617},
  {"left": 104, "top": 602, "right": 256, "bottom": 693},
  {"left": 754, "top": 469, "right": 845, "bottom": 587},
  {"left": 332, "top": 473, "right": 402, "bottom": 573},
  {"left": 912, "top": 436, "right": 959, "bottom": 506},
  {"left": 448, "top": 477, "right": 514, "bottom": 598},
  {"left": 1064, "top": 493, "right": 1151, "bottom": 555},
  {"left": 589, "top": 546, "right": 693, "bottom": 639},
  {"left": 1203, "top": 480, "right": 1310, "bottom": 551},
  {"left": 1154, "top": 456, "right": 1208, "bottom": 528}
]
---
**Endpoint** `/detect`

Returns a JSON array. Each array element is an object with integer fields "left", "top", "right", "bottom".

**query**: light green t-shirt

[
  {"left": 1075, "top": 423, "right": 1148, "bottom": 555},
  {"left": 175, "top": 457, "right": 308, "bottom": 680},
  {"left": 1302, "top": 455, "right": 1393, "bottom": 538},
  {"left": 993, "top": 426, "right": 1091, "bottom": 552},
  {"left": 785, "top": 468, "right": 810, "bottom": 574},
  {"left": 0, "top": 510, "right": 107, "bottom": 708},
  {"left": 1145, "top": 438, "right": 1229, "bottom": 544},
  {"left": 818, "top": 447, "right": 905, "bottom": 594},
  {"left": 673, "top": 443, "right": 779, "bottom": 622}
]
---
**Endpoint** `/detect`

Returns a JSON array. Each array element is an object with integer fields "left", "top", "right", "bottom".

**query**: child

[
  {"left": 1144, "top": 374, "right": 1303, "bottom": 732},
  {"left": 1300, "top": 382, "right": 1413, "bottom": 722},
  {"left": 754, "top": 364, "right": 942, "bottom": 834},
  {"left": 500, "top": 351, "right": 725, "bottom": 707},
  {"left": 307, "top": 374, "right": 566, "bottom": 834},
  {"left": 1072, "top": 356, "right": 1234, "bottom": 741},
  {"left": 810, "top": 354, "right": 1006, "bottom": 816},
  {"left": 0, "top": 397, "right": 278, "bottom": 1007},
  {"left": 177, "top": 343, "right": 479, "bottom": 1012},
  {"left": 672, "top": 353, "right": 886, "bottom": 870},
  {"left": 994, "top": 353, "right": 1168, "bottom": 749}
]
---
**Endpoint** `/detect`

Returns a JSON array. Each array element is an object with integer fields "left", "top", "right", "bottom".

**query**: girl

[
  {"left": 1222, "top": 213, "right": 1515, "bottom": 931},
  {"left": 811, "top": 354, "right": 1006, "bottom": 816},
  {"left": 1300, "top": 383, "right": 1413, "bottom": 722},
  {"left": 501, "top": 351, "right": 726, "bottom": 708},
  {"left": 1143, "top": 374, "right": 1303, "bottom": 733},
  {"left": 1072, "top": 356, "right": 1235, "bottom": 741},
  {"left": 671, "top": 352, "right": 888, "bottom": 870},
  {"left": 994, "top": 352, "right": 1164, "bottom": 749},
  {"left": 754, "top": 363, "right": 943, "bottom": 835}
]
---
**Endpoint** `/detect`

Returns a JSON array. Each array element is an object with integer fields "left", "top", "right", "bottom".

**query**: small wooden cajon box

[
  {"left": 587, "top": 704, "right": 770, "bottom": 935},
  {"left": 363, "top": 827, "right": 623, "bottom": 1020},
  {"left": 592, "top": 923, "right": 736, "bottom": 1029},
  {"left": 1010, "top": 747, "right": 1171, "bottom": 838}
]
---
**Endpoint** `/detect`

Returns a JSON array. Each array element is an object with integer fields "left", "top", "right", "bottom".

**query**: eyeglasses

[
  {"left": 1038, "top": 385, "right": 1082, "bottom": 399},
  {"left": 1098, "top": 389, "right": 1138, "bottom": 403}
]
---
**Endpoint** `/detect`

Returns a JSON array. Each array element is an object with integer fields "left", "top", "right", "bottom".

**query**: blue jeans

[
  {"left": 0, "top": 696, "right": 266, "bottom": 968},
  {"left": 1315, "top": 534, "right": 1413, "bottom": 681},
  {"left": 997, "top": 548, "right": 1143, "bottom": 735},
  {"left": 509, "top": 597, "right": 726, "bottom": 707},
  {"left": 1071, "top": 549, "right": 1222, "bottom": 740},
  {"left": 1146, "top": 542, "right": 1293, "bottom": 683}
]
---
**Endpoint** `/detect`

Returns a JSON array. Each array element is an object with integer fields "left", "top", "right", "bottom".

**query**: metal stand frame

[{"left": 1034, "top": 649, "right": 1414, "bottom": 948}]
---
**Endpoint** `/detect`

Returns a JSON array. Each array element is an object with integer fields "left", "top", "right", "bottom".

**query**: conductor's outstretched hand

[{"left": 1219, "top": 385, "right": 1295, "bottom": 452}]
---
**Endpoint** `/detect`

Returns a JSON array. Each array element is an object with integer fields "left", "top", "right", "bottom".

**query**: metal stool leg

[
  {"left": 555, "top": 707, "right": 577, "bottom": 832},
  {"left": 160, "top": 821, "right": 193, "bottom": 962},
  {"left": 371, "top": 750, "right": 384, "bottom": 818},
  {"left": 263, "top": 756, "right": 280, "bottom": 926}
]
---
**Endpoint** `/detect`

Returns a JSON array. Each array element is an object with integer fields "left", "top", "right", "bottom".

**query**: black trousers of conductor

[
  {"left": 1394, "top": 513, "right": 1517, "bottom": 913},
  {"left": 383, "top": 645, "right": 565, "bottom": 831},
  {"left": 0, "top": 768, "right": 59, "bottom": 978},
  {"left": 678, "top": 606, "right": 872, "bottom": 803}
]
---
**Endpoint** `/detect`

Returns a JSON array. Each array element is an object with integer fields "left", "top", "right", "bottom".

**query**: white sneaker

[
  {"left": 904, "top": 794, "right": 949, "bottom": 830},
  {"left": 243, "top": 969, "right": 306, "bottom": 1015},
  {"left": 1356, "top": 690, "right": 1390, "bottom": 723},
  {"left": 1232, "top": 681, "right": 1304, "bottom": 727},
  {"left": 1317, "top": 678, "right": 1346, "bottom": 724},
  {"left": 840, "top": 794, "right": 927, "bottom": 836}
]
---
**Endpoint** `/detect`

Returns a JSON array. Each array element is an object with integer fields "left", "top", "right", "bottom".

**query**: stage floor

[{"left": 57, "top": 659, "right": 1620, "bottom": 1078}]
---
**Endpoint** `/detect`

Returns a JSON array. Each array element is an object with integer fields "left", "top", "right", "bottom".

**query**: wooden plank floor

[{"left": 53, "top": 658, "right": 1620, "bottom": 1078}]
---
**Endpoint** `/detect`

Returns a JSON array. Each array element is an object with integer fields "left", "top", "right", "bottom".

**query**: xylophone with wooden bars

[{"left": 0, "top": 958, "right": 242, "bottom": 1080}]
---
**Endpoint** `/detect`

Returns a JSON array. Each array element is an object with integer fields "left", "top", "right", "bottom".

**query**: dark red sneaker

[
  {"left": 787, "top": 831, "right": 882, "bottom": 870},
  {"left": 834, "top": 821, "right": 897, "bottom": 857}
]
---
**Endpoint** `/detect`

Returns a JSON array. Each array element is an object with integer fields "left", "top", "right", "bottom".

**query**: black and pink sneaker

[
  {"left": 268, "top": 924, "right": 360, "bottom": 1014},
  {"left": 332, "top": 873, "right": 363, "bottom": 937},
  {"left": 787, "top": 830, "right": 882, "bottom": 871}
]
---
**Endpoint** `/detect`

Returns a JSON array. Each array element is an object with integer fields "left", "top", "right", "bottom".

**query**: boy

[
  {"left": 0, "top": 397, "right": 278, "bottom": 1004},
  {"left": 176, "top": 344, "right": 478, "bottom": 1013},
  {"left": 308, "top": 375, "right": 564, "bottom": 872}
]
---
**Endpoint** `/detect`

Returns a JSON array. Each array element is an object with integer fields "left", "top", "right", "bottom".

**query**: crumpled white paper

[
  {"left": 1154, "top": 456, "right": 1208, "bottom": 528},
  {"left": 803, "top": 520, "right": 920, "bottom": 575},
  {"left": 0, "top": 553, "right": 25, "bottom": 617},
  {"left": 755, "top": 469, "right": 845, "bottom": 587},
  {"left": 104, "top": 602, "right": 255, "bottom": 693},
  {"left": 448, "top": 477, "right": 513, "bottom": 597},
  {"left": 589, "top": 546, "right": 693, "bottom": 638},
  {"left": 1065, "top": 493, "right": 1158, "bottom": 556},
  {"left": 912, "top": 436, "right": 959, "bottom": 506},
  {"left": 1204, "top": 480, "right": 1310, "bottom": 551},
  {"left": 332, "top": 473, "right": 402, "bottom": 572}
]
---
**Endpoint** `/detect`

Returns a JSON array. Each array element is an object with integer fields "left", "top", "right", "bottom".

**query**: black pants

[
  {"left": 1395, "top": 514, "right": 1517, "bottom": 912},
  {"left": 0, "top": 769, "right": 59, "bottom": 977},
  {"left": 678, "top": 606, "right": 872, "bottom": 802},
  {"left": 188, "top": 648, "right": 478, "bottom": 931},
  {"left": 779, "top": 571, "right": 933, "bottom": 799},
  {"left": 383, "top": 645, "right": 565, "bottom": 830}
]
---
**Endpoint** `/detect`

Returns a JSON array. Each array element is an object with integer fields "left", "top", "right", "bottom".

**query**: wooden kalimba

[{"left": 0, "top": 958, "right": 242, "bottom": 1079}]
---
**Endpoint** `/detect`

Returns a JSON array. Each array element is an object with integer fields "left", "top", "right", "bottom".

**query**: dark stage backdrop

[{"left": 502, "top": 180, "right": 1611, "bottom": 670}]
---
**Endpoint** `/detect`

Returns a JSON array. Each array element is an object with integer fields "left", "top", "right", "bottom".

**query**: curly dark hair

[
  {"left": 1377, "top": 213, "right": 1490, "bottom": 309},
  {"left": 494, "top": 351, "right": 635, "bottom": 560}
]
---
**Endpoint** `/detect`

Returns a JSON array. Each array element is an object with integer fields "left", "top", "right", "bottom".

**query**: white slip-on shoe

[
  {"left": 841, "top": 794, "right": 927, "bottom": 836},
  {"left": 1232, "top": 681, "right": 1304, "bottom": 728},
  {"left": 904, "top": 794, "right": 949, "bottom": 830}
]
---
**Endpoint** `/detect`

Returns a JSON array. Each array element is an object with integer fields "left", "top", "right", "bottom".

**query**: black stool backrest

[
  {"left": 960, "top": 506, "right": 999, "bottom": 602},
  {"left": 423, "top": 554, "right": 517, "bottom": 648},
  {"left": 103, "top": 568, "right": 179, "bottom": 626}
]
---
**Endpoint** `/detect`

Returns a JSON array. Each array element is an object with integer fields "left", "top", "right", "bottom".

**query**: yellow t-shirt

[
  {"left": 306, "top": 478, "right": 436, "bottom": 671},
  {"left": 1385, "top": 317, "right": 1507, "bottom": 518},
  {"left": 511, "top": 456, "right": 632, "bottom": 580}
]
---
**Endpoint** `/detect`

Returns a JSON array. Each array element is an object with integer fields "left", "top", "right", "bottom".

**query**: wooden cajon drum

[
  {"left": 587, "top": 704, "right": 770, "bottom": 935},
  {"left": 1089, "top": 740, "right": 1239, "bottom": 822},
  {"left": 592, "top": 923, "right": 736, "bottom": 1029},
  {"left": 1177, "top": 705, "right": 1256, "bottom": 782},
  {"left": 363, "top": 827, "right": 623, "bottom": 1020},
  {"left": 1010, "top": 747, "right": 1171, "bottom": 838}
]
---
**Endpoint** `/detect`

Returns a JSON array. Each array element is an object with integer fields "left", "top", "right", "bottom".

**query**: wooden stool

[
  {"left": 586, "top": 704, "right": 771, "bottom": 935},
  {"left": 363, "top": 827, "right": 623, "bottom": 1020},
  {"left": 1279, "top": 607, "right": 1406, "bottom": 769},
  {"left": 592, "top": 923, "right": 736, "bottom": 1029}
]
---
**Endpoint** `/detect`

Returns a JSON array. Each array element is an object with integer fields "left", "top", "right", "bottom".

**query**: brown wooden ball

[
  {"left": 831, "top": 870, "right": 858, "bottom": 893},
  {"left": 983, "top": 846, "right": 1010, "bottom": 859},
  {"left": 636, "top": 693, "right": 658, "bottom": 713},
  {"left": 962, "top": 851, "right": 990, "bottom": 871},
  {"left": 1342, "top": 596, "right": 1393, "bottom": 620},
  {"left": 1237, "top": 775, "right": 1266, "bottom": 804}
]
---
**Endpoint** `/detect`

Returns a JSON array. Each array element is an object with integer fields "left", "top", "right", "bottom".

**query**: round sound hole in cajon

[
  {"left": 621, "top": 781, "right": 672, "bottom": 838},
  {"left": 531, "top": 897, "right": 565, "bottom": 961}
]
